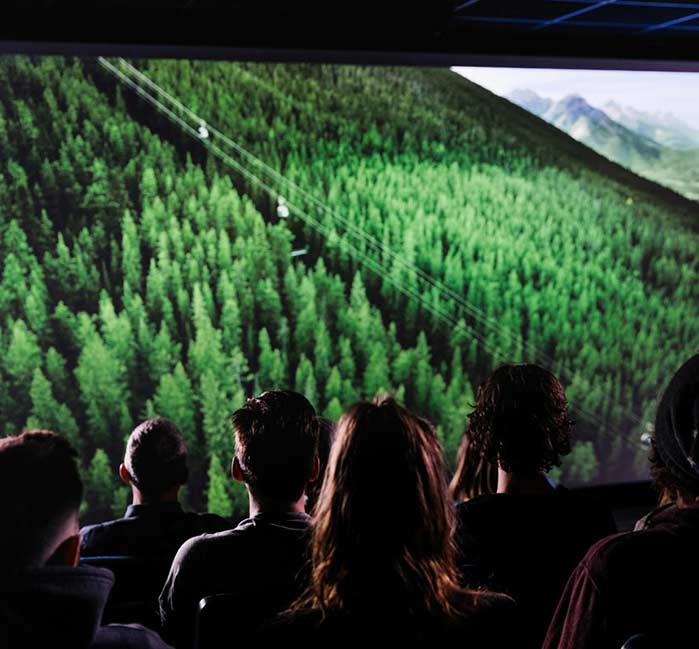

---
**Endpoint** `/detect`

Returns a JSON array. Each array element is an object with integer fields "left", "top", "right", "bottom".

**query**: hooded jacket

[{"left": 0, "top": 564, "right": 171, "bottom": 649}]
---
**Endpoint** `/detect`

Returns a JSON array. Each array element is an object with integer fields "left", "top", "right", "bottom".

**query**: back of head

[
  {"left": 651, "top": 354, "right": 699, "bottom": 504},
  {"left": 0, "top": 430, "right": 82, "bottom": 573},
  {"left": 232, "top": 390, "right": 319, "bottom": 502},
  {"left": 468, "top": 363, "right": 572, "bottom": 474},
  {"left": 309, "top": 396, "right": 462, "bottom": 619},
  {"left": 125, "top": 418, "right": 189, "bottom": 498}
]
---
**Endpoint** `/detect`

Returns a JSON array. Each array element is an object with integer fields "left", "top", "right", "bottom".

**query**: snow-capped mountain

[
  {"left": 504, "top": 88, "right": 699, "bottom": 200},
  {"left": 602, "top": 101, "right": 699, "bottom": 150},
  {"left": 507, "top": 91, "right": 662, "bottom": 168}
]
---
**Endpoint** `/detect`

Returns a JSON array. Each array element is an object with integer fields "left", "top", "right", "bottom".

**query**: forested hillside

[{"left": 1, "top": 56, "right": 698, "bottom": 521}]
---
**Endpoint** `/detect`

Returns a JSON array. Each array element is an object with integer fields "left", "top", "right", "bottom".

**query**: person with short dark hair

[
  {"left": 80, "top": 418, "right": 230, "bottom": 626},
  {"left": 264, "top": 397, "right": 515, "bottom": 646},
  {"left": 159, "top": 390, "right": 320, "bottom": 649},
  {"left": 544, "top": 354, "right": 699, "bottom": 649},
  {"left": 0, "top": 430, "right": 171, "bottom": 649},
  {"left": 455, "top": 364, "right": 616, "bottom": 649},
  {"left": 81, "top": 418, "right": 229, "bottom": 560}
]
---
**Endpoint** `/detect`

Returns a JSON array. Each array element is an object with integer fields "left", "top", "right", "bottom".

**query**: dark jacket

[
  {"left": 456, "top": 486, "right": 617, "bottom": 649},
  {"left": 159, "top": 511, "right": 311, "bottom": 649},
  {"left": 0, "top": 565, "right": 171, "bottom": 649},
  {"left": 544, "top": 503, "right": 699, "bottom": 649},
  {"left": 80, "top": 502, "right": 231, "bottom": 559}
]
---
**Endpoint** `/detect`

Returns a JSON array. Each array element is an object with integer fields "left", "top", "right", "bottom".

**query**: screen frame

[{"left": 2, "top": 39, "right": 699, "bottom": 74}]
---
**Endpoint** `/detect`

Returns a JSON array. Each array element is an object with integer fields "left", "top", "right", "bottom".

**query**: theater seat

[
  {"left": 196, "top": 588, "right": 297, "bottom": 649},
  {"left": 79, "top": 555, "right": 173, "bottom": 629}
]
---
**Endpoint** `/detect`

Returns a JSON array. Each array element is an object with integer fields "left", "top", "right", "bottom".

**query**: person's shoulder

[
  {"left": 93, "top": 623, "right": 173, "bottom": 649},
  {"left": 80, "top": 518, "right": 128, "bottom": 554},
  {"left": 576, "top": 527, "right": 656, "bottom": 583},
  {"left": 173, "top": 523, "right": 252, "bottom": 563},
  {"left": 456, "top": 494, "right": 504, "bottom": 518},
  {"left": 182, "top": 511, "right": 233, "bottom": 534}
]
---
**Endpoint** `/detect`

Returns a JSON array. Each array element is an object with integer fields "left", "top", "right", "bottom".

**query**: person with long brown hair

[
  {"left": 449, "top": 429, "right": 498, "bottom": 503},
  {"left": 266, "top": 396, "right": 514, "bottom": 645}
]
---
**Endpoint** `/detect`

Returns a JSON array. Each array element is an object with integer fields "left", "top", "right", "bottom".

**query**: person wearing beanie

[{"left": 543, "top": 354, "right": 699, "bottom": 649}]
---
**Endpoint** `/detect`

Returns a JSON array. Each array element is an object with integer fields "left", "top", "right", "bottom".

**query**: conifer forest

[{"left": 1, "top": 56, "right": 698, "bottom": 521}]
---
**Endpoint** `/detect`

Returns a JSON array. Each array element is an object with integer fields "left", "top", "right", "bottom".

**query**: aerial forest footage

[{"left": 1, "top": 56, "right": 698, "bottom": 521}]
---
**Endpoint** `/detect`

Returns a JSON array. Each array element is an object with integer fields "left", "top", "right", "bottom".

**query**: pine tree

[
  {"left": 325, "top": 366, "right": 343, "bottom": 403},
  {"left": 74, "top": 333, "right": 132, "bottom": 453},
  {"left": 207, "top": 454, "right": 233, "bottom": 518},
  {"left": 85, "top": 449, "right": 115, "bottom": 522},
  {"left": 324, "top": 397, "right": 343, "bottom": 422},
  {"left": 294, "top": 354, "right": 318, "bottom": 408},
  {"left": 121, "top": 209, "right": 142, "bottom": 292},
  {"left": 152, "top": 362, "right": 198, "bottom": 454},
  {"left": 313, "top": 322, "right": 332, "bottom": 390},
  {"left": 257, "top": 328, "right": 285, "bottom": 390},
  {"left": 562, "top": 441, "right": 599, "bottom": 484},
  {"left": 26, "top": 368, "right": 82, "bottom": 453},
  {"left": 362, "top": 342, "right": 390, "bottom": 400},
  {"left": 45, "top": 346, "right": 70, "bottom": 404},
  {"left": 201, "top": 370, "right": 235, "bottom": 459}
]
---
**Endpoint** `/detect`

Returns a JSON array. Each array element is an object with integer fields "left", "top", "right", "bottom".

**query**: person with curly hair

[
  {"left": 544, "top": 354, "right": 699, "bottom": 649},
  {"left": 455, "top": 363, "right": 616, "bottom": 649}
]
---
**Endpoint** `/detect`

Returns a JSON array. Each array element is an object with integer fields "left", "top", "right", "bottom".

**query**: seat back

[
  {"left": 80, "top": 555, "right": 172, "bottom": 628},
  {"left": 196, "top": 588, "right": 297, "bottom": 649}
]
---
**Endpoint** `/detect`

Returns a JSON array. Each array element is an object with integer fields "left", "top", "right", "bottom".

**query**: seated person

[
  {"left": 81, "top": 417, "right": 231, "bottom": 559},
  {"left": 263, "top": 397, "right": 515, "bottom": 646},
  {"left": 159, "top": 390, "right": 320, "bottom": 649},
  {"left": 544, "top": 354, "right": 699, "bottom": 649},
  {"left": 455, "top": 364, "right": 616, "bottom": 649},
  {"left": 449, "top": 428, "right": 498, "bottom": 502},
  {"left": 0, "top": 430, "right": 171, "bottom": 649},
  {"left": 80, "top": 418, "right": 230, "bottom": 624}
]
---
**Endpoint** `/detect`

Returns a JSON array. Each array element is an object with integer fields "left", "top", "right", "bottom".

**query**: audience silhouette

[
  {"left": 544, "top": 354, "right": 699, "bottom": 649},
  {"left": 80, "top": 418, "right": 230, "bottom": 624},
  {"left": 159, "top": 390, "right": 319, "bottom": 649},
  {"left": 0, "top": 431, "right": 171, "bottom": 649},
  {"left": 455, "top": 364, "right": 616, "bottom": 649},
  {"left": 82, "top": 418, "right": 230, "bottom": 557},
  {"left": 4, "top": 349, "right": 697, "bottom": 649},
  {"left": 263, "top": 396, "right": 515, "bottom": 646}
]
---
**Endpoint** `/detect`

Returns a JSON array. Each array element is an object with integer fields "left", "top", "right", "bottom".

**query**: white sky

[{"left": 452, "top": 67, "right": 699, "bottom": 129}]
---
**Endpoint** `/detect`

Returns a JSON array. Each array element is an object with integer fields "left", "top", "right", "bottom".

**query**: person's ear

[
  {"left": 119, "top": 463, "right": 132, "bottom": 486},
  {"left": 308, "top": 454, "right": 321, "bottom": 484},
  {"left": 49, "top": 534, "right": 81, "bottom": 568},
  {"left": 232, "top": 456, "right": 245, "bottom": 482}
]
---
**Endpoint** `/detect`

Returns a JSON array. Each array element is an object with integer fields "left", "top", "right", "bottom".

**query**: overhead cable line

[{"left": 97, "top": 56, "right": 638, "bottom": 438}]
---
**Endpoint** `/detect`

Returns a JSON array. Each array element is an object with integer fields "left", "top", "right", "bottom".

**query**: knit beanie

[{"left": 654, "top": 354, "right": 699, "bottom": 491}]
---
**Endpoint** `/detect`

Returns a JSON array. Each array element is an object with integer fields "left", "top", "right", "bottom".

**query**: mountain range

[{"left": 506, "top": 88, "right": 699, "bottom": 200}]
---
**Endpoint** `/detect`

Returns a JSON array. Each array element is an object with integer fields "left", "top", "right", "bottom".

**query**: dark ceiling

[{"left": 2, "top": 1, "right": 699, "bottom": 68}]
